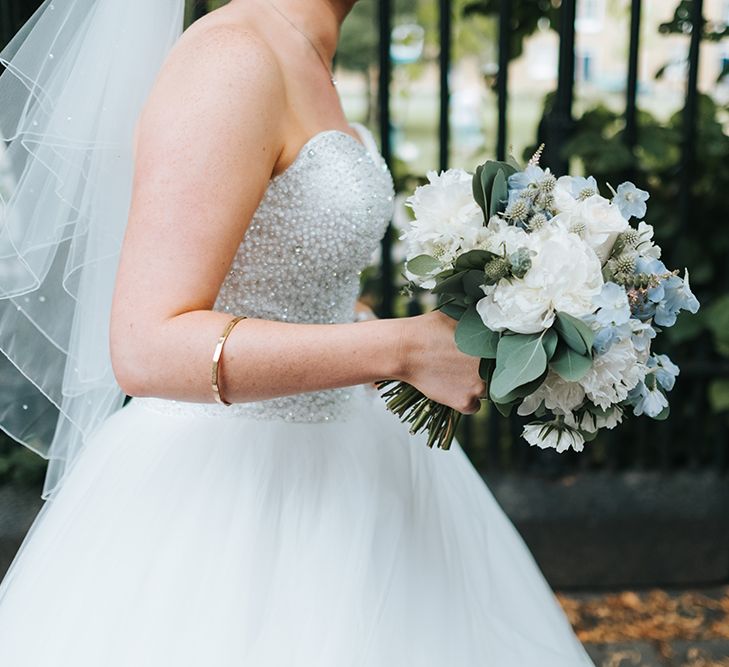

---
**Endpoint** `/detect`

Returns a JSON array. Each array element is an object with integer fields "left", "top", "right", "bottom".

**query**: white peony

[
  {"left": 399, "top": 168, "right": 484, "bottom": 265},
  {"left": 552, "top": 194, "right": 629, "bottom": 263},
  {"left": 578, "top": 337, "right": 647, "bottom": 410},
  {"left": 517, "top": 369, "right": 586, "bottom": 416},
  {"left": 522, "top": 422, "right": 585, "bottom": 453},
  {"left": 475, "top": 224, "right": 603, "bottom": 334}
]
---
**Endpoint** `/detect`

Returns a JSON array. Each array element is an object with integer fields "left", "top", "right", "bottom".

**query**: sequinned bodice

[{"left": 134, "top": 123, "right": 394, "bottom": 422}]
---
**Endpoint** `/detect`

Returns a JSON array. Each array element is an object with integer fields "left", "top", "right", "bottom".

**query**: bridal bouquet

[{"left": 378, "top": 147, "right": 700, "bottom": 452}]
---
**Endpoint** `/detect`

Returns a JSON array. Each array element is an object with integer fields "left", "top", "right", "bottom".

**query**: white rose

[
  {"left": 553, "top": 194, "right": 629, "bottom": 263},
  {"left": 476, "top": 224, "right": 603, "bottom": 334}
]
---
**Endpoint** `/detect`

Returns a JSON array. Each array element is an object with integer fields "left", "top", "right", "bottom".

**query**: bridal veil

[{"left": 0, "top": 0, "right": 185, "bottom": 499}]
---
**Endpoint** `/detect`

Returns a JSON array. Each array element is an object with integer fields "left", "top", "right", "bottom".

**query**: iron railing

[{"left": 3, "top": 0, "right": 728, "bottom": 474}]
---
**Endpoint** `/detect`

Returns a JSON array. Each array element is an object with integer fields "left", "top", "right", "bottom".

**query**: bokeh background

[{"left": 2, "top": 1, "right": 729, "bottom": 664}]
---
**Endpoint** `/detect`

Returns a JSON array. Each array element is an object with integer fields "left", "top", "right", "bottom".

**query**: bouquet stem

[{"left": 375, "top": 380, "right": 461, "bottom": 450}]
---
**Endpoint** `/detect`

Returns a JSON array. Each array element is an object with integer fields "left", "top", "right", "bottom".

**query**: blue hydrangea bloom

[
  {"left": 593, "top": 282, "right": 631, "bottom": 326},
  {"left": 613, "top": 182, "right": 649, "bottom": 220}
]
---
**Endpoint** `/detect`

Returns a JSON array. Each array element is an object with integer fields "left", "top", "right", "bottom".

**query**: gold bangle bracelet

[{"left": 211, "top": 315, "right": 247, "bottom": 406}]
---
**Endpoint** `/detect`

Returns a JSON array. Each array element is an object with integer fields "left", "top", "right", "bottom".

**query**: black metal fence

[
  {"left": 3, "top": 0, "right": 728, "bottom": 476},
  {"left": 366, "top": 0, "right": 728, "bottom": 475}
]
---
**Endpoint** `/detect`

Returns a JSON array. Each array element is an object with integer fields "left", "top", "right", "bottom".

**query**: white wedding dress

[{"left": 0, "top": 122, "right": 594, "bottom": 666}]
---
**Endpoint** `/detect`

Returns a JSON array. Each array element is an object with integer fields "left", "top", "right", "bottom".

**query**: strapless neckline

[{"left": 269, "top": 125, "right": 371, "bottom": 188}]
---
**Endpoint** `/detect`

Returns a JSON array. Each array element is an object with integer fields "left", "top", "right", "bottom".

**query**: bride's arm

[{"left": 110, "top": 24, "right": 485, "bottom": 413}]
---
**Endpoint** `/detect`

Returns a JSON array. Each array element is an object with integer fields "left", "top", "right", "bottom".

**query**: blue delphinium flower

[
  {"left": 508, "top": 165, "right": 547, "bottom": 192},
  {"left": 648, "top": 354, "right": 680, "bottom": 391},
  {"left": 591, "top": 324, "right": 624, "bottom": 354},
  {"left": 629, "top": 320, "right": 656, "bottom": 354},
  {"left": 613, "top": 182, "right": 649, "bottom": 220},
  {"left": 630, "top": 256, "right": 668, "bottom": 321},
  {"left": 507, "top": 188, "right": 523, "bottom": 207},
  {"left": 634, "top": 255, "right": 668, "bottom": 275},
  {"left": 566, "top": 175, "right": 598, "bottom": 199},
  {"left": 593, "top": 282, "right": 631, "bottom": 327},
  {"left": 626, "top": 380, "right": 669, "bottom": 418},
  {"left": 631, "top": 289, "right": 662, "bottom": 321},
  {"left": 591, "top": 318, "right": 655, "bottom": 356},
  {"left": 654, "top": 269, "right": 700, "bottom": 327}
]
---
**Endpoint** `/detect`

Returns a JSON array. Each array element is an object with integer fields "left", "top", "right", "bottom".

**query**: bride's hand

[{"left": 397, "top": 310, "right": 487, "bottom": 415}]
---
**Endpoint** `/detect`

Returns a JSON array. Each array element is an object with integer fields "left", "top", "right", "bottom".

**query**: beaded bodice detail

[{"left": 134, "top": 123, "right": 394, "bottom": 422}]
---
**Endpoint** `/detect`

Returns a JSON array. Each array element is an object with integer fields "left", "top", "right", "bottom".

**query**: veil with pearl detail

[{"left": 0, "top": 0, "right": 185, "bottom": 499}]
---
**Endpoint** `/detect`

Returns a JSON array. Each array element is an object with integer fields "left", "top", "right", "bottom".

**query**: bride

[{"left": 0, "top": 0, "right": 595, "bottom": 664}]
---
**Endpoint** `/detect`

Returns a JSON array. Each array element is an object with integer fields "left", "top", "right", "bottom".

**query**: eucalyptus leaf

[
  {"left": 479, "top": 357, "right": 496, "bottom": 383},
  {"left": 549, "top": 343, "right": 592, "bottom": 381},
  {"left": 542, "top": 328, "right": 558, "bottom": 360},
  {"left": 479, "top": 161, "right": 502, "bottom": 193},
  {"left": 493, "top": 368, "right": 548, "bottom": 404},
  {"left": 462, "top": 270, "right": 487, "bottom": 299},
  {"left": 455, "top": 249, "right": 492, "bottom": 271},
  {"left": 406, "top": 254, "right": 441, "bottom": 276},
  {"left": 432, "top": 272, "right": 465, "bottom": 295},
  {"left": 472, "top": 165, "right": 486, "bottom": 216},
  {"left": 455, "top": 306, "right": 499, "bottom": 358},
  {"left": 490, "top": 333, "right": 548, "bottom": 402},
  {"left": 489, "top": 168, "right": 508, "bottom": 218},
  {"left": 438, "top": 301, "right": 467, "bottom": 320},
  {"left": 479, "top": 162, "right": 502, "bottom": 218},
  {"left": 554, "top": 311, "right": 594, "bottom": 356}
]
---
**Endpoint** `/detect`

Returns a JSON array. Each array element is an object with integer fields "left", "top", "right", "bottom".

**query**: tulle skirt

[{"left": 0, "top": 385, "right": 593, "bottom": 666}]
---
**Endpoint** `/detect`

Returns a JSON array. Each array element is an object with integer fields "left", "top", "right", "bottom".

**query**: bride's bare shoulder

[
  {"left": 177, "top": 9, "right": 279, "bottom": 71},
  {"left": 140, "top": 9, "right": 285, "bottom": 125}
]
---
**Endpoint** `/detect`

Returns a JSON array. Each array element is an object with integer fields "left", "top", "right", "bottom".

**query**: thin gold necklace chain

[{"left": 262, "top": 0, "right": 338, "bottom": 87}]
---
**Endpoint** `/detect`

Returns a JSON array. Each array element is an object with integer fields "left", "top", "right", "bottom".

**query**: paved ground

[{"left": 557, "top": 587, "right": 729, "bottom": 666}]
